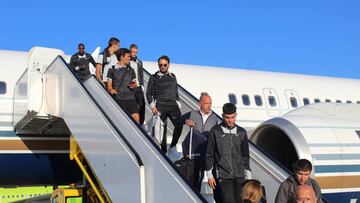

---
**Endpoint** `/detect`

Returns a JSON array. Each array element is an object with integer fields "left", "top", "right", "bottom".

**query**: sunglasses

[{"left": 159, "top": 63, "right": 168, "bottom": 67}]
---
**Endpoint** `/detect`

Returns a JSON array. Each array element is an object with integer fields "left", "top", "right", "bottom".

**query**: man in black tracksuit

[
  {"left": 146, "top": 55, "right": 183, "bottom": 153},
  {"left": 205, "top": 103, "right": 251, "bottom": 203},
  {"left": 70, "top": 43, "right": 96, "bottom": 81}
]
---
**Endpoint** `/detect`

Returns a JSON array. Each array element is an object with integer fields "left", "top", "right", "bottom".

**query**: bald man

[
  {"left": 296, "top": 185, "right": 317, "bottom": 203},
  {"left": 176, "top": 92, "right": 219, "bottom": 191}
]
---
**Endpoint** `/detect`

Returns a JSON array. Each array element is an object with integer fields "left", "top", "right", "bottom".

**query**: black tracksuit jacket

[{"left": 205, "top": 122, "right": 250, "bottom": 179}]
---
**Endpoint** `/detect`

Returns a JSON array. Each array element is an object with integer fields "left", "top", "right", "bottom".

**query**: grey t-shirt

[{"left": 107, "top": 64, "right": 136, "bottom": 100}]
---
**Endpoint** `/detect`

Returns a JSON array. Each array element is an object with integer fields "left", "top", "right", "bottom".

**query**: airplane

[
  {"left": 0, "top": 47, "right": 359, "bottom": 202},
  {"left": 143, "top": 63, "right": 360, "bottom": 202}
]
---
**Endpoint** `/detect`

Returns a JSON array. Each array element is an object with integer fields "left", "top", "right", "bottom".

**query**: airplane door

[
  {"left": 285, "top": 89, "right": 301, "bottom": 109},
  {"left": 263, "top": 88, "right": 281, "bottom": 117}
]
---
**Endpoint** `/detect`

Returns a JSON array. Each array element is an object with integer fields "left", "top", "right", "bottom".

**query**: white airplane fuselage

[{"left": 0, "top": 48, "right": 360, "bottom": 202}]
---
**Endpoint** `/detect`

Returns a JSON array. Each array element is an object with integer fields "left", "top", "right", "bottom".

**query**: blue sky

[{"left": 1, "top": 0, "right": 359, "bottom": 78}]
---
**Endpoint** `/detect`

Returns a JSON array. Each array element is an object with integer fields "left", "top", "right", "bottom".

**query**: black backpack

[{"left": 101, "top": 49, "right": 111, "bottom": 74}]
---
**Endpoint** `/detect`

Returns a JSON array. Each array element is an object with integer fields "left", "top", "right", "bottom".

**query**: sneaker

[{"left": 167, "top": 146, "right": 182, "bottom": 162}]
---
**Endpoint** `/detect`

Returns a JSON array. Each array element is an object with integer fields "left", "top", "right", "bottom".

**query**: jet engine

[{"left": 250, "top": 103, "right": 360, "bottom": 197}]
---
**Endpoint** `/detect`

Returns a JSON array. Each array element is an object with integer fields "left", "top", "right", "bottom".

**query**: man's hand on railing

[
  {"left": 151, "top": 107, "right": 158, "bottom": 114},
  {"left": 110, "top": 89, "right": 117, "bottom": 95}
]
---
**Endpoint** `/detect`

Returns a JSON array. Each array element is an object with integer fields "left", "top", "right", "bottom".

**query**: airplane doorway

[
  {"left": 285, "top": 89, "right": 300, "bottom": 109},
  {"left": 263, "top": 88, "right": 281, "bottom": 117}
]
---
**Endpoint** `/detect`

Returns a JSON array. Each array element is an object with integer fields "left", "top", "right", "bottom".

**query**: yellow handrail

[{"left": 70, "top": 136, "right": 106, "bottom": 203}]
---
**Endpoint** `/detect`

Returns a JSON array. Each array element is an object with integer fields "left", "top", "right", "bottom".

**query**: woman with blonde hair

[{"left": 242, "top": 179, "right": 264, "bottom": 203}]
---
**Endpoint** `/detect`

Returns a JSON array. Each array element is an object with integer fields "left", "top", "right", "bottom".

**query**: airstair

[{"left": 13, "top": 47, "right": 290, "bottom": 202}]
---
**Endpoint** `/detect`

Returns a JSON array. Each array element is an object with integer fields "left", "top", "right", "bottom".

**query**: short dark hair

[
  {"left": 108, "top": 37, "right": 120, "bottom": 48},
  {"left": 78, "top": 43, "right": 85, "bottom": 48},
  {"left": 130, "top": 44, "right": 138, "bottom": 49},
  {"left": 158, "top": 55, "right": 170, "bottom": 64},
  {"left": 222, "top": 103, "right": 237, "bottom": 114},
  {"left": 293, "top": 159, "right": 312, "bottom": 173},
  {"left": 115, "top": 48, "right": 130, "bottom": 60}
]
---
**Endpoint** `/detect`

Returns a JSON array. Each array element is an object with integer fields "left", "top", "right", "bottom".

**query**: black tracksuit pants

[
  {"left": 216, "top": 177, "right": 244, "bottom": 203},
  {"left": 135, "top": 86, "right": 145, "bottom": 125},
  {"left": 157, "top": 104, "right": 183, "bottom": 153}
]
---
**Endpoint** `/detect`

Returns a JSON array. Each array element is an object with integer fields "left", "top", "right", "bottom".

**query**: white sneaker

[{"left": 167, "top": 147, "right": 182, "bottom": 162}]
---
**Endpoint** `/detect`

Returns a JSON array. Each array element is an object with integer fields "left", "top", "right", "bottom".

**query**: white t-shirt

[
  {"left": 97, "top": 53, "right": 118, "bottom": 82},
  {"left": 200, "top": 110, "right": 212, "bottom": 124},
  {"left": 129, "top": 60, "right": 139, "bottom": 86}
]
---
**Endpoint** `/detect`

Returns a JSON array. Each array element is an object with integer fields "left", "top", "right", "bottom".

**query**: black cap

[{"left": 222, "top": 103, "right": 236, "bottom": 114}]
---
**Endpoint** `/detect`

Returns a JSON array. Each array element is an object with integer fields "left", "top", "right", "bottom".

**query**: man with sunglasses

[
  {"left": 70, "top": 43, "right": 96, "bottom": 81},
  {"left": 146, "top": 55, "right": 183, "bottom": 154}
]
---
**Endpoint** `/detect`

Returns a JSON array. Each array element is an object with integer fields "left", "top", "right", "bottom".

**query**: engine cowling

[{"left": 250, "top": 103, "right": 360, "bottom": 195}]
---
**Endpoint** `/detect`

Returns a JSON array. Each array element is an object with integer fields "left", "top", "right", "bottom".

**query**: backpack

[{"left": 101, "top": 49, "right": 111, "bottom": 74}]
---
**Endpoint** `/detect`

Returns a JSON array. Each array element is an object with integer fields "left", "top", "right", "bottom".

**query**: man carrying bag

[{"left": 175, "top": 93, "right": 219, "bottom": 191}]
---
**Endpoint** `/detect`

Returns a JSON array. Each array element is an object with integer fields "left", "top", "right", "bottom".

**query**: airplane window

[
  {"left": 0, "top": 81, "right": 6, "bottom": 94},
  {"left": 254, "top": 95, "right": 263, "bottom": 106},
  {"left": 242, "top": 94, "right": 250, "bottom": 106},
  {"left": 346, "top": 100, "right": 352, "bottom": 103},
  {"left": 336, "top": 100, "right": 342, "bottom": 103},
  {"left": 357, "top": 101, "right": 360, "bottom": 104},
  {"left": 325, "top": 99, "right": 331, "bottom": 103},
  {"left": 314, "top": 98, "right": 321, "bottom": 103},
  {"left": 228, "top": 93, "right": 237, "bottom": 105},
  {"left": 303, "top": 98, "right": 310, "bottom": 105},
  {"left": 268, "top": 96, "right": 277, "bottom": 107},
  {"left": 290, "top": 97, "right": 298, "bottom": 108}
]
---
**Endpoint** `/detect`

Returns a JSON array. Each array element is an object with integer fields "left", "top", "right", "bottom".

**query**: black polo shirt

[{"left": 107, "top": 64, "right": 136, "bottom": 100}]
